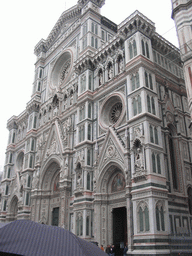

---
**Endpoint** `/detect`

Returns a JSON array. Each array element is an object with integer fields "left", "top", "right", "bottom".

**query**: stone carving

[
  {"left": 133, "top": 138, "right": 146, "bottom": 181},
  {"left": 99, "top": 70, "right": 103, "bottom": 86},
  {"left": 108, "top": 64, "right": 113, "bottom": 80},
  {"left": 32, "top": 168, "right": 40, "bottom": 189},
  {"left": 118, "top": 57, "right": 124, "bottom": 73}
]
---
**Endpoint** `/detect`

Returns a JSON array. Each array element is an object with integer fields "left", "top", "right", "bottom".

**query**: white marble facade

[{"left": 1, "top": 0, "right": 192, "bottom": 255}]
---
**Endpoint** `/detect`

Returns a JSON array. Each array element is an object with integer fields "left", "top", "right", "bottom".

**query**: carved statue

[
  {"left": 108, "top": 65, "right": 113, "bottom": 80},
  {"left": 135, "top": 148, "right": 144, "bottom": 169},
  {"left": 99, "top": 71, "right": 103, "bottom": 86}
]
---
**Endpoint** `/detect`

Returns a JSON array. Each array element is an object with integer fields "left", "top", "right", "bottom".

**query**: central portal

[
  {"left": 113, "top": 207, "right": 127, "bottom": 256},
  {"left": 52, "top": 207, "right": 59, "bottom": 226}
]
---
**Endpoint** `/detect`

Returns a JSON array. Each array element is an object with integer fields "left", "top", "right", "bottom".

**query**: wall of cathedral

[{"left": 1, "top": 1, "right": 192, "bottom": 255}]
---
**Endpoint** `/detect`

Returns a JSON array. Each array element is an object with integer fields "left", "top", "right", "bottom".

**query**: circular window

[
  {"left": 99, "top": 92, "right": 125, "bottom": 130},
  {"left": 110, "top": 102, "right": 122, "bottom": 123},
  {"left": 50, "top": 50, "right": 73, "bottom": 89}
]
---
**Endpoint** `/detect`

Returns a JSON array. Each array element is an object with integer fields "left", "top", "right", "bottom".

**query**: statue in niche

[
  {"left": 99, "top": 70, "right": 103, "bottom": 86},
  {"left": 133, "top": 139, "right": 146, "bottom": 180},
  {"left": 32, "top": 168, "right": 40, "bottom": 189},
  {"left": 108, "top": 63, "right": 113, "bottom": 80},
  {"left": 118, "top": 57, "right": 124, "bottom": 73},
  {"left": 135, "top": 147, "right": 144, "bottom": 169},
  {"left": 76, "top": 162, "right": 82, "bottom": 188}
]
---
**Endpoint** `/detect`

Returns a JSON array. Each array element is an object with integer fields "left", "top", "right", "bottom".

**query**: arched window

[
  {"left": 88, "top": 103, "right": 91, "bottom": 118},
  {"left": 31, "top": 139, "right": 35, "bottom": 151},
  {"left": 142, "top": 40, "right": 145, "bottom": 56},
  {"left": 88, "top": 74, "right": 92, "bottom": 90},
  {"left": 7, "top": 168, "right": 11, "bottom": 178},
  {"left": 12, "top": 132, "right": 15, "bottom": 144},
  {"left": 146, "top": 42, "right": 150, "bottom": 58},
  {"left": 131, "top": 75, "right": 135, "bottom": 91},
  {"left": 5, "top": 185, "right": 9, "bottom": 195},
  {"left": 160, "top": 206, "right": 165, "bottom": 231},
  {"left": 27, "top": 175, "right": 31, "bottom": 188},
  {"left": 156, "top": 203, "right": 165, "bottom": 231},
  {"left": 77, "top": 217, "right": 80, "bottom": 236},
  {"left": 136, "top": 72, "right": 140, "bottom": 88},
  {"left": 88, "top": 124, "right": 91, "bottom": 140},
  {"left": 157, "top": 154, "right": 161, "bottom": 174},
  {"left": 33, "top": 116, "right": 37, "bottom": 129},
  {"left": 147, "top": 95, "right": 151, "bottom": 113},
  {"left": 91, "top": 36, "right": 94, "bottom": 47},
  {"left": 138, "top": 95, "right": 142, "bottom": 114},
  {"left": 150, "top": 125, "right": 154, "bottom": 143},
  {"left": 87, "top": 150, "right": 91, "bottom": 166},
  {"left": 3, "top": 200, "right": 7, "bottom": 211},
  {"left": 152, "top": 153, "right": 156, "bottom": 173},
  {"left": 133, "top": 40, "right": 137, "bottom": 56},
  {"left": 138, "top": 204, "right": 150, "bottom": 232},
  {"left": 80, "top": 216, "right": 83, "bottom": 236},
  {"left": 168, "top": 129, "right": 178, "bottom": 190},
  {"left": 86, "top": 216, "right": 90, "bottom": 236},
  {"left": 80, "top": 75, "right": 86, "bottom": 93},
  {"left": 129, "top": 42, "right": 133, "bottom": 59},
  {"left": 39, "top": 69, "right": 42, "bottom": 79},
  {"left": 149, "top": 74, "right": 153, "bottom": 90},
  {"left": 188, "top": 187, "right": 192, "bottom": 215},
  {"left": 151, "top": 97, "right": 156, "bottom": 115},
  {"left": 87, "top": 172, "right": 90, "bottom": 190},
  {"left": 139, "top": 207, "right": 144, "bottom": 232},
  {"left": 154, "top": 127, "right": 158, "bottom": 144},
  {"left": 9, "top": 153, "right": 13, "bottom": 163},
  {"left": 29, "top": 155, "right": 33, "bottom": 168},
  {"left": 156, "top": 206, "right": 160, "bottom": 231},
  {"left": 133, "top": 98, "right": 137, "bottom": 116},
  {"left": 145, "top": 71, "right": 148, "bottom": 87},
  {"left": 144, "top": 206, "right": 150, "bottom": 231},
  {"left": 38, "top": 82, "right": 41, "bottom": 91},
  {"left": 95, "top": 38, "right": 98, "bottom": 49},
  {"left": 26, "top": 192, "right": 30, "bottom": 206}
]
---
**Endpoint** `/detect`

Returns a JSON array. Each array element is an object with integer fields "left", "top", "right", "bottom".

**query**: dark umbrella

[{"left": 0, "top": 220, "right": 107, "bottom": 256}]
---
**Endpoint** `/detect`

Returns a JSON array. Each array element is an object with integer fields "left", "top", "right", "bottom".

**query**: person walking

[{"left": 100, "top": 245, "right": 104, "bottom": 251}]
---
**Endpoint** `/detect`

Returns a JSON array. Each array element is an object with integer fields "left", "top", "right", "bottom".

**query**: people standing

[
  {"left": 105, "top": 245, "right": 110, "bottom": 256},
  {"left": 100, "top": 245, "right": 104, "bottom": 251},
  {"left": 123, "top": 243, "right": 128, "bottom": 256},
  {"left": 110, "top": 245, "right": 115, "bottom": 256}
]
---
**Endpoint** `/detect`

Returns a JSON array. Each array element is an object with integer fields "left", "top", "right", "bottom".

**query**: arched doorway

[
  {"left": 10, "top": 196, "right": 18, "bottom": 221},
  {"left": 97, "top": 165, "right": 127, "bottom": 255},
  {"left": 41, "top": 161, "right": 61, "bottom": 226}
]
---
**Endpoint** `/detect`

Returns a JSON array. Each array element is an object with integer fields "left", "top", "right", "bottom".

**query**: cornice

[{"left": 118, "top": 10, "right": 155, "bottom": 39}]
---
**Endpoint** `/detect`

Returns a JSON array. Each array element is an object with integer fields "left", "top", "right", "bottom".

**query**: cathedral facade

[{"left": 1, "top": 0, "right": 192, "bottom": 255}]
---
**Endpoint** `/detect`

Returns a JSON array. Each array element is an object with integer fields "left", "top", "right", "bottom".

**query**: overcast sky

[{"left": 0, "top": 0, "right": 178, "bottom": 173}]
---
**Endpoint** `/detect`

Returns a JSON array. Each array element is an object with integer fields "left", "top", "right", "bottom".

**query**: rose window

[
  {"left": 110, "top": 102, "right": 122, "bottom": 123},
  {"left": 99, "top": 92, "right": 125, "bottom": 130}
]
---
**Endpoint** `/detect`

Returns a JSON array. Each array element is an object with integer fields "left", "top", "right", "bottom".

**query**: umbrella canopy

[{"left": 0, "top": 220, "right": 107, "bottom": 256}]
